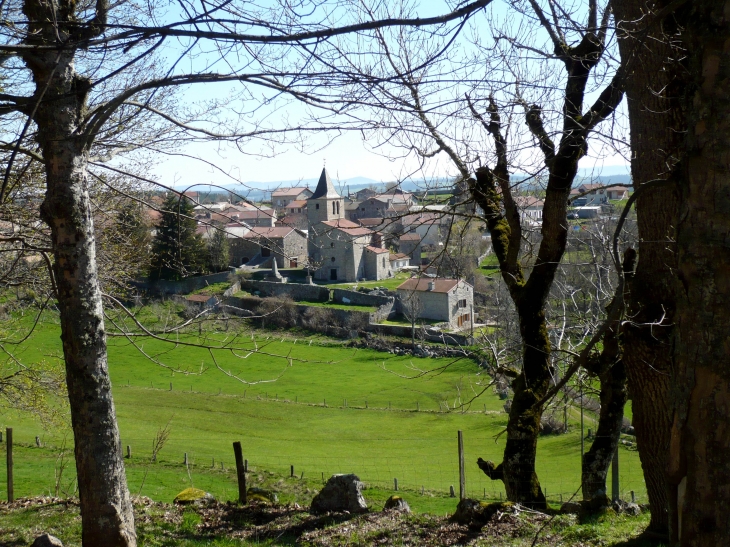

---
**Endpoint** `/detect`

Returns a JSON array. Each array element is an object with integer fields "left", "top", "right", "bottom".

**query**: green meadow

[{"left": 0, "top": 309, "right": 647, "bottom": 514}]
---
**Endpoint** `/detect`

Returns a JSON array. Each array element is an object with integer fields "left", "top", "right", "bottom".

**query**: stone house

[
  {"left": 307, "top": 168, "right": 390, "bottom": 282},
  {"left": 230, "top": 226, "right": 307, "bottom": 268},
  {"left": 184, "top": 293, "right": 217, "bottom": 309},
  {"left": 398, "top": 233, "right": 422, "bottom": 266},
  {"left": 234, "top": 207, "right": 276, "bottom": 228},
  {"left": 271, "top": 187, "right": 313, "bottom": 213},
  {"left": 389, "top": 253, "right": 410, "bottom": 270},
  {"left": 605, "top": 185, "right": 629, "bottom": 200},
  {"left": 364, "top": 246, "right": 391, "bottom": 280},
  {"left": 402, "top": 212, "right": 442, "bottom": 246},
  {"left": 396, "top": 277, "right": 474, "bottom": 330},
  {"left": 571, "top": 184, "right": 613, "bottom": 206},
  {"left": 513, "top": 195, "right": 544, "bottom": 223}
]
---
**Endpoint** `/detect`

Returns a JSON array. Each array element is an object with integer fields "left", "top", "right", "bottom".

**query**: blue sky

[{"left": 145, "top": 0, "right": 630, "bottom": 190}]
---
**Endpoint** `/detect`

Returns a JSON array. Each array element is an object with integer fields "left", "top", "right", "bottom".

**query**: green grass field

[{"left": 0, "top": 309, "right": 647, "bottom": 514}]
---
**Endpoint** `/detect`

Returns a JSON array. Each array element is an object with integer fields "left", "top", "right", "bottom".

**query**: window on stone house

[
  {"left": 316, "top": 204, "right": 319, "bottom": 209},
  {"left": 331, "top": 257, "right": 336, "bottom": 262}
]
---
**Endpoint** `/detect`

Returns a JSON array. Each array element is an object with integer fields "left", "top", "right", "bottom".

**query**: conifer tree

[{"left": 149, "top": 195, "right": 207, "bottom": 280}]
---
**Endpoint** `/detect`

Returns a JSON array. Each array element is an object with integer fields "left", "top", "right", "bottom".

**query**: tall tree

[
  {"left": 612, "top": 0, "right": 684, "bottom": 536},
  {"left": 208, "top": 227, "right": 231, "bottom": 273},
  {"left": 150, "top": 194, "right": 207, "bottom": 281},
  {"left": 329, "top": 0, "right": 625, "bottom": 507},
  {"left": 669, "top": 1, "right": 730, "bottom": 544}
]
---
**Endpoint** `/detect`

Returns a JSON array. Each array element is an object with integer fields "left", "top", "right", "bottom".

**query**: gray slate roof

[{"left": 309, "top": 168, "right": 341, "bottom": 199}]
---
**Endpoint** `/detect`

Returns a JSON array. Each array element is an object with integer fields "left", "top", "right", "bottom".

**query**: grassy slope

[{"left": 0, "top": 313, "right": 647, "bottom": 513}]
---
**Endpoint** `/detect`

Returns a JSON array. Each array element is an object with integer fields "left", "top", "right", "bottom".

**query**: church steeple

[
  {"left": 307, "top": 168, "right": 344, "bottom": 225},
  {"left": 310, "top": 168, "right": 340, "bottom": 199}
]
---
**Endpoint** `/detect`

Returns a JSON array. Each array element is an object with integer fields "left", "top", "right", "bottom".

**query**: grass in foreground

[
  {"left": 0, "top": 307, "right": 647, "bottom": 512},
  {"left": 0, "top": 496, "right": 666, "bottom": 547}
]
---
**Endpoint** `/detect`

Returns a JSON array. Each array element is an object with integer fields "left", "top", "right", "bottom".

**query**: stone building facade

[
  {"left": 307, "top": 169, "right": 391, "bottom": 282},
  {"left": 230, "top": 227, "right": 307, "bottom": 268},
  {"left": 396, "top": 277, "right": 474, "bottom": 330}
]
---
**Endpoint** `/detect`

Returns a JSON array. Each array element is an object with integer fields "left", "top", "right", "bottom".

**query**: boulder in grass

[
  {"left": 310, "top": 474, "right": 367, "bottom": 514},
  {"left": 31, "top": 535, "right": 63, "bottom": 547},
  {"left": 174, "top": 487, "right": 215, "bottom": 505},
  {"left": 452, "top": 499, "right": 514, "bottom": 527},
  {"left": 383, "top": 495, "right": 411, "bottom": 513},
  {"left": 246, "top": 487, "right": 278, "bottom": 504}
]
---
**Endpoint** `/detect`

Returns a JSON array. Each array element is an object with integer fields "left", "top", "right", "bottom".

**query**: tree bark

[
  {"left": 670, "top": 2, "right": 730, "bottom": 544},
  {"left": 613, "top": 0, "right": 684, "bottom": 535},
  {"left": 21, "top": 1, "right": 137, "bottom": 544},
  {"left": 582, "top": 321, "right": 627, "bottom": 504}
]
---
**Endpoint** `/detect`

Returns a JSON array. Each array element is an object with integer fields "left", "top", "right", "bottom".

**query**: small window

[
  {"left": 331, "top": 257, "right": 336, "bottom": 262},
  {"left": 331, "top": 242, "right": 335, "bottom": 248},
  {"left": 336, "top": 201, "right": 340, "bottom": 215},
  {"left": 316, "top": 204, "right": 320, "bottom": 210}
]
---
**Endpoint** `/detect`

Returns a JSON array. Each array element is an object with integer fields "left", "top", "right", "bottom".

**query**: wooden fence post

[
  {"left": 233, "top": 441, "right": 247, "bottom": 504},
  {"left": 6, "top": 428, "right": 13, "bottom": 502},
  {"left": 126, "top": 445, "right": 131, "bottom": 459},
  {"left": 458, "top": 430, "right": 465, "bottom": 500},
  {"left": 611, "top": 448, "right": 619, "bottom": 502},
  {"left": 394, "top": 478, "right": 398, "bottom": 491}
]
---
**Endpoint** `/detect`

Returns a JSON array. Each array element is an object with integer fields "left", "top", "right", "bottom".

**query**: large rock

[
  {"left": 310, "top": 474, "right": 368, "bottom": 514},
  {"left": 247, "top": 487, "right": 278, "bottom": 504},
  {"left": 383, "top": 495, "right": 410, "bottom": 513},
  {"left": 31, "top": 535, "right": 63, "bottom": 547},
  {"left": 452, "top": 499, "right": 513, "bottom": 526},
  {"left": 173, "top": 487, "right": 215, "bottom": 505}
]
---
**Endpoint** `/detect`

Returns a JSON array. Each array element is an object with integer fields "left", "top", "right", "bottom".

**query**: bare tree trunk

[
  {"left": 582, "top": 321, "right": 627, "bottom": 504},
  {"left": 670, "top": 2, "right": 730, "bottom": 544},
  {"left": 613, "top": 0, "right": 684, "bottom": 535},
  {"left": 22, "top": 1, "right": 137, "bottom": 542}
]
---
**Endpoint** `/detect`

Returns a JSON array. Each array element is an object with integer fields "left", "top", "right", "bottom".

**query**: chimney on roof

[{"left": 428, "top": 281, "right": 435, "bottom": 291}]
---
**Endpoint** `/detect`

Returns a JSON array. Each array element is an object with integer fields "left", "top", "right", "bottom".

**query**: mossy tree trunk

[{"left": 470, "top": 8, "right": 625, "bottom": 503}]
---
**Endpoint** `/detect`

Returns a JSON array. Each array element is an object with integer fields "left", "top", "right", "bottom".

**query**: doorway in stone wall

[{"left": 330, "top": 268, "right": 338, "bottom": 280}]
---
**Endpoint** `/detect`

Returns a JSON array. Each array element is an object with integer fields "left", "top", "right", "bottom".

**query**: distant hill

[{"left": 185, "top": 172, "right": 631, "bottom": 202}]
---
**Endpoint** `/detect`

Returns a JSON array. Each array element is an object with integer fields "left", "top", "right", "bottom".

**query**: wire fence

[{"left": 0, "top": 427, "right": 647, "bottom": 509}]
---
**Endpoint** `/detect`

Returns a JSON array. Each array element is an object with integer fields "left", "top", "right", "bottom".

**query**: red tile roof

[
  {"left": 390, "top": 253, "right": 409, "bottom": 261},
  {"left": 272, "top": 187, "right": 311, "bottom": 198},
  {"left": 321, "top": 219, "right": 372, "bottom": 236},
  {"left": 399, "top": 233, "right": 421, "bottom": 241},
  {"left": 284, "top": 200, "right": 308, "bottom": 209},
  {"left": 365, "top": 246, "right": 389, "bottom": 254}
]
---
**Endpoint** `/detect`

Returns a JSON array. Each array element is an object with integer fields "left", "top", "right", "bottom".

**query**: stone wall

[
  {"left": 332, "top": 288, "right": 392, "bottom": 307},
  {"left": 365, "top": 322, "right": 474, "bottom": 346},
  {"left": 242, "top": 280, "right": 329, "bottom": 302},
  {"left": 135, "top": 271, "right": 232, "bottom": 295},
  {"left": 222, "top": 295, "right": 370, "bottom": 334}
]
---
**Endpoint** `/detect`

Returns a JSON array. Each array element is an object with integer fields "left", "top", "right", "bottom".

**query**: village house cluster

[{"left": 155, "top": 169, "right": 628, "bottom": 330}]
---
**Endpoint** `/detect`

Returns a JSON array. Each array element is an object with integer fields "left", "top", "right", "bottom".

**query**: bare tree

[
  {"left": 320, "top": 0, "right": 625, "bottom": 507},
  {"left": 400, "top": 289, "right": 424, "bottom": 350}
]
